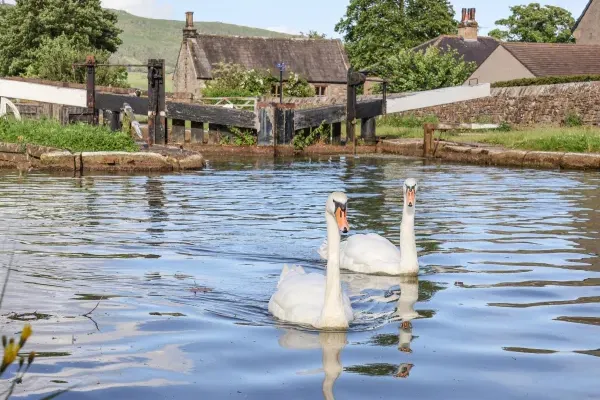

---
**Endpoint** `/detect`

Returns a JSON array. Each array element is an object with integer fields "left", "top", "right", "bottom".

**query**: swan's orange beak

[
  {"left": 336, "top": 207, "right": 349, "bottom": 234},
  {"left": 406, "top": 189, "right": 416, "bottom": 208}
]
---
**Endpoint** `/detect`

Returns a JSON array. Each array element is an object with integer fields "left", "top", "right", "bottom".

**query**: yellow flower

[
  {"left": 20, "top": 324, "right": 32, "bottom": 344},
  {"left": 2, "top": 342, "right": 18, "bottom": 368}
]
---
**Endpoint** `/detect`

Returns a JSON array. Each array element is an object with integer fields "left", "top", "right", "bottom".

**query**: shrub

[{"left": 564, "top": 111, "right": 583, "bottom": 127}]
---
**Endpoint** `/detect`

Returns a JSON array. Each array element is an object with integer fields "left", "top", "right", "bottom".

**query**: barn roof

[{"left": 186, "top": 34, "right": 350, "bottom": 84}]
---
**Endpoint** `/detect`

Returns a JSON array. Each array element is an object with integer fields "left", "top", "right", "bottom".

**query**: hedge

[{"left": 491, "top": 75, "right": 600, "bottom": 88}]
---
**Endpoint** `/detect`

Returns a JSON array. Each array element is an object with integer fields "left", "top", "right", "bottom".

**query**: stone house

[
  {"left": 412, "top": 8, "right": 500, "bottom": 76},
  {"left": 573, "top": 0, "right": 600, "bottom": 44},
  {"left": 466, "top": 42, "right": 600, "bottom": 85},
  {"left": 173, "top": 12, "right": 350, "bottom": 98}
]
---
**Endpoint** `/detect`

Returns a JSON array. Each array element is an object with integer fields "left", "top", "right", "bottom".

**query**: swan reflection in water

[{"left": 277, "top": 273, "right": 420, "bottom": 398}]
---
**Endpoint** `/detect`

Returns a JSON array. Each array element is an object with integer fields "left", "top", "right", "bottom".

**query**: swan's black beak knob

[{"left": 342, "top": 227, "right": 349, "bottom": 234}]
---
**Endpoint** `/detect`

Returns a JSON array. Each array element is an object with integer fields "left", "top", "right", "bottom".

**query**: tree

[
  {"left": 24, "top": 35, "right": 128, "bottom": 87},
  {"left": 0, "top": 0, "right": 122, "bottom": 76},
  {"left": 335, "top": 0, "right": 457, "bottom": 69},
  {"left": 488, "top": 3, "right": 575, "bottom": 43},
  {"left": 372, "top": 46, "right": 477, "bottom": 93},
  {"left": 301, "top": 30, "right": 328, "bottom": 39}
]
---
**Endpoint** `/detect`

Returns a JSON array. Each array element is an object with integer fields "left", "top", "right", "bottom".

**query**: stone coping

[
  {"left": 0, "top": 142, "right": 205, "bottom": 172},
  {"left": 381, "top": 139, "right": 600, "bottom": 171}
]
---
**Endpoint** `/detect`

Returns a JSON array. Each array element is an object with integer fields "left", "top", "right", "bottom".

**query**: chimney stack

[
  {"left": 184, "top": 11, "right": 197, "bottom": 38},
  {"left": 458, "top": 7, "right": 478, "bottom": 41}
]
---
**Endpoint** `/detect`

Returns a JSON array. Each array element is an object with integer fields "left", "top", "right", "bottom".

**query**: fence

[{"left": 0, "top": 57, "right": 492, "bottom": 148}]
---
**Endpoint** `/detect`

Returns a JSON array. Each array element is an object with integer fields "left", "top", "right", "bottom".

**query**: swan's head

[
  {"left": 327, "top": 192, "right": 350, "bottom": 234},
  {"left": 403, "top": 178, "right": 418, "bottom": 208}
]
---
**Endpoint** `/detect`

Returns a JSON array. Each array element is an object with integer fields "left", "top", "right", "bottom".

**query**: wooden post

[
  {"left": 332, "top": 122, "right": 342, "bottom": 145},
  {"left": 258, "top": 107, "right": 273, "bottom": 146},
  {"left": 423, "top": 123, "right": 435, "bottom": 157},
  {"left": 361, "top": 117, "right": 376, "bottom": 144},
  {"left": 190, "top": 121, "right": 204, "bottom": 144},
  {"left": 103, "top": 110, "right": 120, "bottom": 131},
  {"left": 171, "top": 119, "right": 185, "bottom": 144},
  {"left": 147, "top": 59, "right": 166, "bottom": 146},
  {"left": 85, "top": 55, "right": 98, "bottom": 125}
]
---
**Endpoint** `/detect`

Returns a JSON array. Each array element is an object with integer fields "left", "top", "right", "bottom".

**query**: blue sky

[
  {"left": 5, "top": 0, "right": 590, "bottom": 37},
  {"left": 97, "top": 0, "right": 589, "bottom": 37}
]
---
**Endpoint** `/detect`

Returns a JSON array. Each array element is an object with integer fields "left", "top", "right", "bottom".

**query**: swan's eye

[{"left": 333, "top": 200, "right": 347, "bottom": 212}]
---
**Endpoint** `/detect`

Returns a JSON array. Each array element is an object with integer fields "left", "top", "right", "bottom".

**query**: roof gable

[
  {"left": 188, "top": 34, "right": 350, "bottom": 84},
  {"left": 501, "top": 42, "right": 600, "bottom": 77},
  {"left": 573, "top": 0, "right": 594, "bottom": 32},
  {"left": 412, "top": 35, "right": 500, "bottom": 67}
]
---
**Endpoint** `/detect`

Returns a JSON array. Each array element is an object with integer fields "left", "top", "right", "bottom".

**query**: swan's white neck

[
  {"left": 319, "top": 211, "right": 348, "bottom": 328},
  {"left": 399, "top": 199, "right": 419, "bottom": 274}
]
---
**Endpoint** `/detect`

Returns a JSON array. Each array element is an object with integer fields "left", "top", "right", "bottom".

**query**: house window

[
  {"left": 271, "top": 84, "right": 281, "bottom": 96},
  {"left": 314, "top": 85, "right": 327, "bottom": 96}
]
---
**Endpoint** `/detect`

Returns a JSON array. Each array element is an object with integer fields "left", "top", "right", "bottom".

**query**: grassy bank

[
  {"left": 0, "top": 118, "right": 139, "bottom": 152},
  {"left": 375, "top": 115, "right": 600, "bottom": 153}
]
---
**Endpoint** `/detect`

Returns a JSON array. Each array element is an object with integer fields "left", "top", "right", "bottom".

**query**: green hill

[{"left": 110, "top": 10, "right": 292, "bottom": 72}]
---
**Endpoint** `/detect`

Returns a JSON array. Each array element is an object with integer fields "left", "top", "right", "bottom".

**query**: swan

[
  {"left": 268, "top": 192, "right": 354, "bottom": 329},
  {"left": 319, "top": 178, "right": 419, "bottom": 276}
]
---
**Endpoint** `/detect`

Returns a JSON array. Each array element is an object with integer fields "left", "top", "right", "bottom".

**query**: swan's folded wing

[{"left": 342, "top": 234, "right": 401, "bottom": 266}]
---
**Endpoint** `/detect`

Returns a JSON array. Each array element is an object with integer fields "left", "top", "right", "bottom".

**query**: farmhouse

[
  {"left": 573, "top": 0, "right": 600, "bottom": 44},
  {"left": 412, "top": 8, "right": 499, "bottom": 71},
  {"left": 466, "top": 42, "right": 600, "bottom": 85},
  {"left": 173, "top": 12, "right": 350, "bottom": 98}
]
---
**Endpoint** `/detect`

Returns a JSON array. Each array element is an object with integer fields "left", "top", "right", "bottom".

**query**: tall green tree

[
  {"left": 25, "top": 35, "right": 129, "bottom": 87},
  {"left": 335, "top": 0, "right": 457, "bottom": 69},
  {"left": 488, "top": 3, "right": 575, "bottom": 43},
  {"left": 372, "top": 46, "right": 477, "bottom": 93},
  {"left": 0, "top": 0, "right": 123, "bottom": 76}
]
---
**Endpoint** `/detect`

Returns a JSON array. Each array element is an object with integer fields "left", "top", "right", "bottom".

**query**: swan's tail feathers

[
  {"left": 318, "top": 240, "right": 328, "bottom": 260},
  {"left": 277, "top": 264, "right": 305, "bottom": 286}
]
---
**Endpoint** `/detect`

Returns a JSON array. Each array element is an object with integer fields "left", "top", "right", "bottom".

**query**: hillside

[{"left": 111, "top": 10, "right": 292, "bottom": 72}]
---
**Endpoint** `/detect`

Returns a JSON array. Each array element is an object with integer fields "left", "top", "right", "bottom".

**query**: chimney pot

[
  {"left": 185, "top": 11, "right": 194, "bottom": 28},
  {"left": 461, "top": 8, "right": 467, "bottom": 23},
  {"left": 458, "top": 7, "right": 478, "bottom": 41}
]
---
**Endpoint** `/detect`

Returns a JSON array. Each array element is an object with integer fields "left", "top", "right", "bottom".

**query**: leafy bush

[
  {"left": 371, "top": 46, "right": 477, "bottom": 93},
  {"left": 0, "top": 118, "right": 138, "bottom": 152},
  {"left": 24, "top": 35, "right": 128, "bottom": 87},
  {"left": 219, "top": 127, "right": 257, "bottom": 146},
  {"left": 293, "top": 121, "right": 330, "bottom": 150},
  {"left": 202, "top": 62, "right": 313, "bottom": 98},
  {"left": 492, "top": 75, "right": 600, "bottom": 88}
]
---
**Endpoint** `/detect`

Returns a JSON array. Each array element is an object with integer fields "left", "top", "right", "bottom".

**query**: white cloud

[
  {"left": 266, "top": 26, "right": 301, "bottom": 35},
  {"left": 100, "top": 0, "right": 173, "bottom": 19}
]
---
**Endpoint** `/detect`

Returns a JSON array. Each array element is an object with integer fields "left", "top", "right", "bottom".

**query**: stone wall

[{"left": 395, "top": 81, "right": 600, "bottom": 126}]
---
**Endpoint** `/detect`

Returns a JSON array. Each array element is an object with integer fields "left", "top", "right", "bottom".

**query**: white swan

[
  {"left": 268, "top": 192, "right": 354, "bottom": 329},
  {"left": 319, "top": 178, "right": 419, "bottom": 276}
]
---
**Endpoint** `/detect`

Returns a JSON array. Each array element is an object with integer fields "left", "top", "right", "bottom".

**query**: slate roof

[
  {"left": 186, "top": 34, "right": 350, "bottom": 84},
  {"left": 412, "top": 35, "right": 500, "bottom": 67},
  {"left": 501, "top": 42, "right": 600, "bottom": 76}
]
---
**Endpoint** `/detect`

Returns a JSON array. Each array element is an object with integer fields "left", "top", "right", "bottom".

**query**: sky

[{"left": 4, "top": 0, "right": 592, "bottom": 38}]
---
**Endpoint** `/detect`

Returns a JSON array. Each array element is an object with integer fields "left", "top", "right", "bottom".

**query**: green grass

[
  {"left": 110, "top": 10, "right": 292, "bottom": 71},
  {"left": 451, "top": 127, "right": 600, "bottom": 153},
  {"left": 127, "top": 71, "right": 174, "bottom": 92},
  {"left": 0, "top": 118, "right": 139, "bottom": 152}
]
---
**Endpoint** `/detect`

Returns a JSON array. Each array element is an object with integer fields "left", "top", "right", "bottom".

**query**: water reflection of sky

[{"left": 0, "top": 156, "right": 598, "bottom": 399}]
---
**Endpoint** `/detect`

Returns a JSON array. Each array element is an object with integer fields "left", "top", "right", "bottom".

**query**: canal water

[{"left": 0, "top": 155, "right": 598, "bottom": 399}]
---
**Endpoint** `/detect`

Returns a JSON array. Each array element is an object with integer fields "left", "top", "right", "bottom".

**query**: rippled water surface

[{"left": 0, "top": 155, "right": 599, "bottom": 399}]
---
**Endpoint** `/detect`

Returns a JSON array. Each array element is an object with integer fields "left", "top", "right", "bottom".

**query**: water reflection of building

[{"left": 145, "top": 177, "right": 168, "bottom": 237}]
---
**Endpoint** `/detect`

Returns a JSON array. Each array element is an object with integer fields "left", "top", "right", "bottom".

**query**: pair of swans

[{"left": 268, "top": 178, "right": 419, "bottom": 330}]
